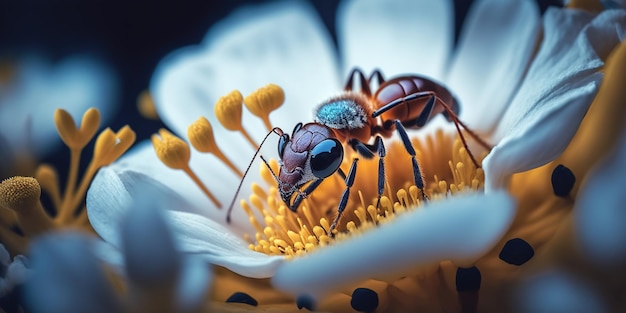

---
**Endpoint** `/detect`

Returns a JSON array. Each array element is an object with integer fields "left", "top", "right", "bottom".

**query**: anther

[
  {"left": 34, "top": 165, "right": 61, "bottom": 212},
  {"left": 188, "top": 117, "right": 243, "bottom": 177},
  {"left": 214, "top": 90, "right": 258, "bottom": 149},
  {"left": 0, "top": 177, "right": 53, "bottom": 236},
  {"left": 95, "top": 126, "right": 136, "bottom": 167},
  {"left": 151, "top": 129, "right": 222, "bottom": 208},
  {"left": 54, "top": 108, "right": 101, "bottom": 149},
  {"left": 137, "top": 90, "right": 159, "bottom": 120},
  {"left": 244, "top": 84, "right": 284, "bottom": 132},
  {"left": 151, "top": 129, "right": 191, "bottom": 170}
]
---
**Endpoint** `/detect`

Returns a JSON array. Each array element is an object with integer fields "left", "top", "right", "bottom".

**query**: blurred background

[{"left": 0, "top": 0, "right": 561, "bottom": 179}]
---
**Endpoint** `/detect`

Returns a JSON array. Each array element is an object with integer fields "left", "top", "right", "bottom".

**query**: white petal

[
  {"left": 121, "top": 192, "right": 213, "bottom": 312},
  {"left": 484, "top": 74, "right": 602, "bottom": 190},
  {"left": 150, "top": 1, "right": 339, "bottom": 168},
  {"left": 575, "top": 124, "right": 626, "bottom": 265},
  {"left": 88, "top": 140, "right": 256, "bottom": 234},
  {"left": 445, "top": 0, "right": 540, "bottom": 133},
  {"left": 175, "top": 257, "right": 212, "bottom": 313},
  {"left": 121, "top": 188, "right": 182, "bottom": 288},
  {"left": 0, "top": 55, "right": 118, "bottom": 157},
  {"left": 92, "top": 239, "right": 125, "bottom": 274},
  {"left": 87, "top": 168, "right": 129, "bottom": 248},
  {"left": 87, "top": 160, "right": 283, "bottom": 279},
  {"left": 484, "top": 9, "right": 626, "bottom": 190},
  {"left": 167, "top": 210, "right": 284, "bottom": 279},
  {"left": 515, "top": 270, "right": 608, "bottom": 313},
  {"left": 337, "top": 0, "right": 453, "bottom": 80},
  {"left": 87, "top": 153, "right": 188, "bottom": 248},
  {"left": 24, "top": 232, "right": 122, "bottom": 313},
  {"left": 272, "top": 191, "right": 515, "bottom": 297}
]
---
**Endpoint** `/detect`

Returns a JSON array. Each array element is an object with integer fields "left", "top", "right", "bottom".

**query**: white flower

[
  {"left": 86, "top": 0, "right": 625, "bottom": 307},
  {"left": 0, "top": 54, "right": 118, "bottom": 159}
]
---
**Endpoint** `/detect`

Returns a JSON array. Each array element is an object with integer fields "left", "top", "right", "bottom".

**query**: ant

[{"left": 227, "top": 68, "right": 491, "bottom": 235}]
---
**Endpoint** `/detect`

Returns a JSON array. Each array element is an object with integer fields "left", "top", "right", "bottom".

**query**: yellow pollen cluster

[
  {"left": 0, "top": 108, "right": 136, "bottom": 256},
  {"left": 151, "top": 84, "right": 284, "bottom": 210},
  {"left": 243, "top": 130, "right": 485, "bottom": 258}
]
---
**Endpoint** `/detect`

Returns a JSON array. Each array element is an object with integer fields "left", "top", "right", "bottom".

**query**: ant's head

[
  {"left": 275, "top": 123, "right": 344, "bottom": 210},
  {"left": 227, "top": 123, "right": 344, "bottom": 221}
]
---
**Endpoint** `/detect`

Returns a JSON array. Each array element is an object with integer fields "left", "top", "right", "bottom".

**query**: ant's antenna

[{"left": 226, "top": 127, "right": 281, "bottom": 223}]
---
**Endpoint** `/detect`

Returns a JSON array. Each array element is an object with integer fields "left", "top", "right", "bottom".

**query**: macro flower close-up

[
  {"left": 1, "top": 0, "right": 626, "bottom": 312},
  {"left": 82, "top": 0, "right": 626, "bottom": 311}
]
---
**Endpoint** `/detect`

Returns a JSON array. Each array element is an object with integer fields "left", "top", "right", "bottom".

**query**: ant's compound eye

[
  {"left": 278, "top": 134, "right": 289, "bottom": 159},
  {"left": 310, "top": 139, "right": 343, "bottom": 178}
]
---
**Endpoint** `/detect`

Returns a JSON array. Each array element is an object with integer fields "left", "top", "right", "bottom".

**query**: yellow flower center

[
  {"left": 243, "top": 130, "right": 484, "bottom": 258},
  {"left": 154, "top": 84, "right": 486, "bottom": 259}
]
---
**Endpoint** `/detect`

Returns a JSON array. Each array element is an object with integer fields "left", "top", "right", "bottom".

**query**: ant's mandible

[{"left": 227, "top": 68, "right": 491, "bottom": 235}]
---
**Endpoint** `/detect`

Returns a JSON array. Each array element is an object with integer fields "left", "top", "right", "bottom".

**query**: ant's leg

[
  {"left": 371, "top": 136, "right": 386, "bottom": 209},
  {"left": 414, "top": 96, "right": 436, "bottom": 127},
  {"left": 344, "top": 68, "right": 372, "bottom": 97},
  {"left": 337, "top": 167, "right": 347, "bottom": 181},
  {"left": 394, "top": 120, "right": 428, "bottom": 201},
  {"left": 439, "top": 100, "right": 491, "bottom": 150},
  {"left": 434, "top": 99, "right": 491, "bottom": 168},
  {"left": 368, "top": 69, "right": 385, "bottom": 89},
  {"left": 372, "top": 91, "right": 436, "bottom": 118},
  {"left": 289, "top": 178, "right": 324, "bottom": 211},
  {"left": 349, "top": 139, "right": 376, "bottom": 159},
  {"left": 329, "top": 157, "right": 358, "bottom": 235},
  {"left": 348, "top": 137, "right": 385, "bottom": 208}
]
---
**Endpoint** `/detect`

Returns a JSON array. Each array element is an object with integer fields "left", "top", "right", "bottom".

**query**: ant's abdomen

[{"left": 374, "top": 76, "right": 458, "bottom": 123}]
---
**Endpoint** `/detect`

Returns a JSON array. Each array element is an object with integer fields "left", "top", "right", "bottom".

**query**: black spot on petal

[
  {"left": 551, "top": 164, "right": 575, "bottom": 197},
  {"left": 350, "top": 288, "right": 379, "bottom": 312},
  {"left": 226, "top": 292, "right": 258, "bottom": 306},
  {"left": 296, "top": 294, "right": 315, "bottom": 311},
  {"left": 456, "top": 266, "right": 481, "bottom": 292},
  {"left": 499, "top": 238, "right": 535, "bottom": 266}
]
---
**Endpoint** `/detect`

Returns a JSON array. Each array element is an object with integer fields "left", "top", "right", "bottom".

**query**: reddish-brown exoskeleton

[{"left": 227, "top": 68, "right": 490, "bottom": 234}]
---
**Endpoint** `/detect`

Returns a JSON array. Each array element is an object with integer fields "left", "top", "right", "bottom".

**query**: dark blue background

[{"left": 0, "top": 0, "right": 561, "bottom": 176}]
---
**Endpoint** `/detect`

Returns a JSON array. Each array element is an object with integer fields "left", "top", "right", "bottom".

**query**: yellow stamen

[
  {"left": 151, "top": 128, "right": 222, "bottom": 208},
  {"left": 151, "top": 128, "right": 191, "bottom": 170},
  {"left": 187, "top": 117, "right": 243, "bottom": 177},
  {"left": 137, "top": 90, "right": 159, "bottom": 120},
  {"left": 0, "top": 226, "right": 27, "bottom": 256},
  {"left": 55, "top": 108, "right": 101, "bottom": 223},
  {"left": 0, "top": 205, "right": 17, "bottom": 229},
  {"left": 56, "top": 125, "right": 136, "bottom": 222},
  {"left": 241, "top": 132, "right": 486, "bottom": 258},
  {"left": 214, "top": 90, "right": 258, "bottom": 149},
  {"left": 0, "top": 107, "right": 134, "bottom": 256},
  {"left": 54, "top": 108, "right": 101, "bottom": 150},
  {"left": 0, "top": 177, "right": 53, "bottom": 237},
  {"left": 244, "top": 84, "right": 284, "bottom": 132},
  {"left": 34, "top": 165, "right": 61, "bottom": 213},
  {"left": 94, "top": 126, "right": 137, "bottom": 167}
]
